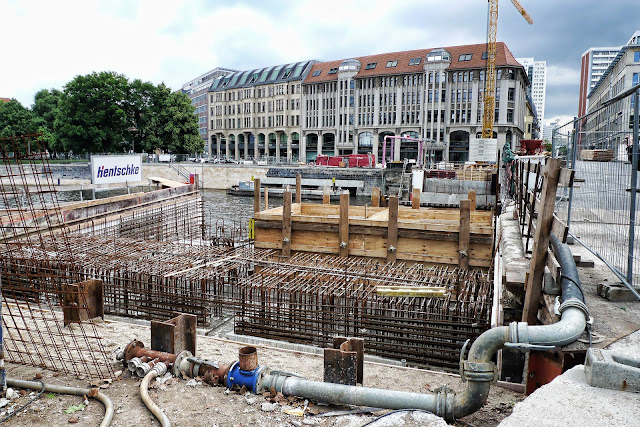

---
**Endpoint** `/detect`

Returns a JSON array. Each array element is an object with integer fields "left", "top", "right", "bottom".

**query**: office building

[
  {"left": 207, "top": 42, "right": 529, "bottom": 164},
  {"left": 585, "top": 41, "right": 640, "bottom": 148},
  {"left": 516, "top": 57, "right": 546, "bottom": 137},
  {"left": 301, "top": 42, "right": 528, "bottom": 163},
  {"left": 208, "top": 61, "right": 314, "bottom": 161},
  {"left": 181, "top": 67, "right": 237, "bottom": 154}
]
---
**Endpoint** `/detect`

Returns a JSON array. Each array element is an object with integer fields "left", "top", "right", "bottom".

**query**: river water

[{"left": 55, "top": 187, "right": 371, "bottom": 229}]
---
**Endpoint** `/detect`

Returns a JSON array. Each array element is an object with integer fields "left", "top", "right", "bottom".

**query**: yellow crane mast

[{"left": 482, "top": 0, "right": 534, "bottom": 139}]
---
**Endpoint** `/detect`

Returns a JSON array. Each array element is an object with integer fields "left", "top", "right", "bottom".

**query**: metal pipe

[
  {"left": 256, "top": 239, "right": 588, "bottom": 422},
  {"left": 627, "top": 87, "right": 640, "bottom": 285},
  {"left": 7, "top": 378, "right": 114, "bottom": 427},
  {"left": 140, "top": 363, "right": 170, "bottom": 427}
]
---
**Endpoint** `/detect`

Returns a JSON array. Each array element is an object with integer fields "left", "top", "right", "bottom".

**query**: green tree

[
  {"left": 145, "top": 84, "right": 202, "bottom": 154},
  {"left": 126, "top": 79, "right": 156, "bottom": 153},
  {"left": 32, "top": 89, "right": 63, "bottom": 152},
  {"left": 55, "top": 71, "right": 130, "bottom": 154},
  {"left": 0, "top": 99, "right": 38, "bottom": 137}
]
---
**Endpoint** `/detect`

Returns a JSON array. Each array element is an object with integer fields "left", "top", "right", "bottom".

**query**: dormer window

[
  {"left": 459, "top": 54, "right": 473, "bottom": 61},
  {"left": 408, "top": 58, "right": 421, "bottom": 66},
  {"left": 386, "top": 60, "right": 398, "bottom": 68},
  {"left": 328, "top": 68, "right": 338, "bottom": 74},
  {"left": 312, "top": 70, "right": 322, "bottom": 77},
  {"left": 365, "top": 62, "right": 377, "bottom": 70}
]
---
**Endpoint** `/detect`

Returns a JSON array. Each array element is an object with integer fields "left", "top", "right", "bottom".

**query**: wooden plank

[
  {"left": 559, "top": 168, "right": 575, "bottom": 188},
  {"left": 551, "top": 214, "right": 568, "bottom": 243},
  {"left": 459, "top": 200, "right": 471, "bottom": 273},
  {"left": 295, "top": 174, "right": 302, "bottom": 204},
  {"left": 254, "top": 178, "right": 261, "bottom": 214},
  {"left": 282, "top": 190, "right": 292, "bottom": 257},
  {"left": 372, "top": 187, "right": 380, "bottom": 207},
  {"left": 323, "top": 186, "right": 331, "bottom": 204},
  {"left": 375, "top": 286, "right": 447, "bottom": 298},
  {"left": 387, "top": 196, "right": 398, "bottom": 263},
  {"left": 264, "top": 187, "right": 269, "bottom": 210},
  {"left": 468, "top": 190, "right": 477, "bottom": 211},
  {"left": 339, "top": 191, "right": 349, "bottom": 257},
  {"left": 412, "top": 188, "right": 420, "bottom": 209},
  {"left": 523, "top": 158, "right": 562, "bottom": 325},
  {"left": 546, "top": 248, "right": 561, "bottom": 284}
]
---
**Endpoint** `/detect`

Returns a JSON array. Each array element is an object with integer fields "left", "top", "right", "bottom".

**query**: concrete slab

[{"left": 499, "top": 365, "right": 640, "bottom": 427}]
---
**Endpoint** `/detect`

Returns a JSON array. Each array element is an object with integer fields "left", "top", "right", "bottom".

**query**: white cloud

[{"left": 546, "top": 65, "right": 581, "bottom": 87}]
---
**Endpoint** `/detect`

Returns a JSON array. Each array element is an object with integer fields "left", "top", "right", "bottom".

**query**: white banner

[
  {"left": 469, "top": 138, "right": 498, "bottom": 162},
  {"left": 91, "top": 154, "right": 142, "bottom": 185}
]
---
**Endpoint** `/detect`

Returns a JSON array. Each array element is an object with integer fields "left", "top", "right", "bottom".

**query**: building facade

[
  {"left": 207, "top": 61, "right": 314, "bottom": 161},
  {"left": 585, "top": 42, "right": 640, "bottom": 148},
  {"left": 579, "top": 47, "right": 622, "bottom": 119},
  {"left": 301, "top": 43, "right": 528, "bottom": 163},
  {"left": 516, "top": 57, "right": 546, "bottom": 137},
  {"left": 181, "top": 67, "right": 237, "bottom": 154}
]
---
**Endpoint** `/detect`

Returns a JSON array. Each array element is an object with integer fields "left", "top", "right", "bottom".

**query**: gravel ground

[{"left": 0, "top": 317, "right": 523, "bottom": 427}]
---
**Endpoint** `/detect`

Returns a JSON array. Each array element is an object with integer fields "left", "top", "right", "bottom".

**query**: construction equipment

[{"left": 482, "top": 0, "right": 534, "bottom": 139}]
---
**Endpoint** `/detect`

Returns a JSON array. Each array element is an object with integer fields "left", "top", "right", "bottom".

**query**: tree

[
  {"left": 32, "top": 89, "right": 63, "bottom": 152},
  {"left": 55, "top": 71, "right": 130, "bottom": 154},
  {"left": 126, "top": 79, "right": 156, "bottom": 153},
  {"left": 144, "top": 84, "right": 202, "bottom": 154},
  {"left": 0, "top": 99, "right": 38, "bottom": 137}
]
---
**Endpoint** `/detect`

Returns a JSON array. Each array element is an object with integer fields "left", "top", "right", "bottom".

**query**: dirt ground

[{"left": 1, "top": 317, "right": 523, "bottom": 427}]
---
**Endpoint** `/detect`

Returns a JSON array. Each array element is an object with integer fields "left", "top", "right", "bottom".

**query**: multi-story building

[
  {"left": 579, "top": 47, "right": 622, "bottom": 119},
  {"left": 181, "top": 67, "right": 237, "bottom": 155},
  {"left": 585, "top": 41, "right": 640, "bottom": 148},
  {"left": 207, "top": 61, "right": 314, "bottom": 161},
  {"left": 516, "top": 57, "right": 546, "bottom": 137},
  {"left": 301, "top": 42, "right": 528, "bottom": 163},
  {"left": 523, "top": 94, "right": 539, "bottom": 140}
]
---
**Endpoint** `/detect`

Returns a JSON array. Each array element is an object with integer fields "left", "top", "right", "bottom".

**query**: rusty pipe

[{"left": 122, "top": 340, "right": 178, "bottom": 368}]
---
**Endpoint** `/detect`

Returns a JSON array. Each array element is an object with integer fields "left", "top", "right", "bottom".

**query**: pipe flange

[
  {"left": 172, "top": 350, "right": 193, "bottom": 377},
  {"left": 508, "top": 321, "right": 529, "bottom": 344},
  {"left": 461, "top": 361, "right": 497, "bottom": 383},
  {"left": 559, "top": 298, "right": 589, "bottom": 318},
  {"left": 434, "top": 385, "right": 455, "bottom": 419}
]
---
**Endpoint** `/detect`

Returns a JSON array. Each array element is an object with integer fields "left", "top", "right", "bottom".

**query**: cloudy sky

[{"left": 1, "top": 0, "right": 638, "bottom": 127}]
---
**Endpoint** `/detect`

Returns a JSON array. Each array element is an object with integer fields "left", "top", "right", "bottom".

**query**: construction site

[
  {"left": 2, "top": 0, "right": 640, "bottom": 425},
  {"left": 0, "top": 111, "right": 639, "bottom": 427}
]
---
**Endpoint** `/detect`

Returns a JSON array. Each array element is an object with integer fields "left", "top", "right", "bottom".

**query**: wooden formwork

[{"left": 253, "top": 200, "right": 494, "bottom": 269}]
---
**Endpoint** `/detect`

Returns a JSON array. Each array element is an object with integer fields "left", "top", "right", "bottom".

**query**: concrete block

[
  {"left": 597, "top": 282, "right": 640, "bottom": 302},
  {"left": 585, "top": 348, "right": 640, "bottom": 393}
]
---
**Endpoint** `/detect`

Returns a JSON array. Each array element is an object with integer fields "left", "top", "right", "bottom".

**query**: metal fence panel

[{"left": 553, "top": 87, "right": 640, "bottom": 289}]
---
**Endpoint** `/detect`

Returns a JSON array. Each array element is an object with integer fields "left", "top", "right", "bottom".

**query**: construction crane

[{"left": 481, "top": 0, "right": 534, "bottom": 139}]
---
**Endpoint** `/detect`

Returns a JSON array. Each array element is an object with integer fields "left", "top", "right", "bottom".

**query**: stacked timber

[
  {"left": 580, "top": 149, "right": 615, "bottom": 161},
  {"left": 253, "top": 199, "right": 493, "bottom": 269}
]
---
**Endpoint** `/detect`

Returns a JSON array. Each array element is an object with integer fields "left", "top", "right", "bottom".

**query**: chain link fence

[{"left": 553, "top": 85, "right": 640, "bottom": 292}]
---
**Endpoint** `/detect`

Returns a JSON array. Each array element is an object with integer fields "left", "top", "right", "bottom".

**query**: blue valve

[{"left": 226, "top": 361, "right": 262, "bottom": 393}]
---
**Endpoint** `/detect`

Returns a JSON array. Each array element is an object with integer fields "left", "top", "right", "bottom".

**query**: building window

[
  {"left": 507, "top": 109, "right": 514, "bottom": 123},
  {"left": 366, "top": 62, "right": 377, "bottom": 70},
  {"left": 635, "top": 51, "right": 640, "bottom": 62},
  {"left": 328, "top": 68, "right": 338, "bottom": 74},
  {"left": 283, "top": 68, "right": 292, "bottom": 78},
  {"left": 481, "top": 52, "right": 488, "bottom": 60},
  {"left": 634, "top": 73, "right": 639, "bottom": 85},
  {"left": 458, "top": 53, "right": 472, "bottom": 61},
  {"left": 408, "top": 57, "right": 421, "bottom": 66},
  {"left": 386, "top": 60, "right": 398, "bottom": 68},
  {"left": 508, "top": 88, "right": 515, "bottom": 101},
  {"left": 312, "top": 70, "right": 322, "bottom": 77}
]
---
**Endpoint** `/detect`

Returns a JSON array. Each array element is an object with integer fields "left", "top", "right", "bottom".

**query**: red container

[
  {"left": 348, "top": 154, "right": 376, "bottom": 167},
  {"left": 328, "top": 156, "right": 343, "bottom": 167},
  {"left": 316, "top": 155, "right": 329, "bottom": 166}
]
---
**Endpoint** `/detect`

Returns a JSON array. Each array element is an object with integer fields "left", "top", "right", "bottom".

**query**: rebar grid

[
  {"left": 235, "top": 253, "right": 492, "bottom": 370},
  {"left": 0, "top": 134, "right": 113, "bottom": 379}
]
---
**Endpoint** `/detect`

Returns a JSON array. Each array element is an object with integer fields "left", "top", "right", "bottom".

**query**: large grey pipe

[{"left": 259, "top": 237, "right": 588, "bottom": 421}]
